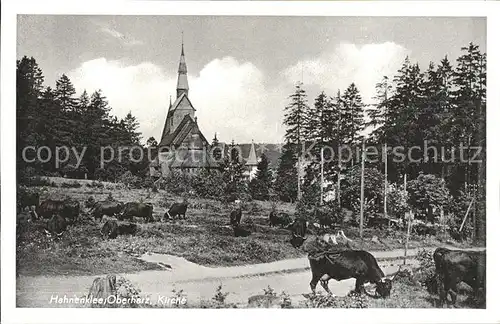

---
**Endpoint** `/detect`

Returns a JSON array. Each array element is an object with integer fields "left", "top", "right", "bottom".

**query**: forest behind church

[{"left": 16, "top": 42, "right": 486, "bottom": 243}]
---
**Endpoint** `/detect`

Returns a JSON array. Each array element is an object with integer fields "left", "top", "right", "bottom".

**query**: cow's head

[
  {"left": 117, "top": 202, "right": 125, "bottom": 212},
  {"left": 289, "top": 233, "right": 306, "bottom": 248},
  {"left": 375, "top": 275, "right": 395, "bottom": 298}
]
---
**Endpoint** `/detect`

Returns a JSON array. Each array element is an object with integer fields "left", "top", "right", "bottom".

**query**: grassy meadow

[{"left": 17, "top": 178, "right": 472, "bottom": 277}]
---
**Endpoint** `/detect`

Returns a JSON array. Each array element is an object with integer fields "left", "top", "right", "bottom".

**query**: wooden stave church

[{"left": 149, "top": 42, "right": 259, "bottom": 178}]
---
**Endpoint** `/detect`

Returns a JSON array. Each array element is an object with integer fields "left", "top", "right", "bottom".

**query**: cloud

[
  {"left": 93, "top": 21, "right": 144, "bottom": 46},
  {"left": 283, "top": 42, "right": 409, "bottom": 104},
  {"left": 68, "top": 57, "right": 286, "bottom": 144},
  {"left": 190, "top": 57, "right": 286, "bottom": 144},
  {"left": 67, "top": 42, "right": 409, "bottom": 144}
]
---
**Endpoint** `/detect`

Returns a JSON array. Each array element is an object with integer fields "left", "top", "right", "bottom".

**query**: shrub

[
  {"left": 351, "top": 197, "right": 377, "bottom": 226},
  {"left": 413, "top": 248, "right": 436, "bottom": 286},
  {"left": 387, "top": 183, "right": 409, "bottom": 218},
  {"left": 407, "top": 173, "right": 452, "bottom": 222},
  {"left": 212, "top": 284, "right": 230, "bottom": 306},
  {"left": 263, "top": 285, "right": 276, "bottom": 297},
  {"left": 303, "top": 292, "right": 368, "bottom": 308},
  {"left": 115, "top": 276, "right": 148, "bottom": 308},
  {"left": 341, "top": 166, "right": 384, "bottom": 213},
  {"left": 87, "top": 181, "right": 105, "bottom": 189},
  {"left": 192, "top": 170, "right": 225, "bottom": 199},
  {"left": 162, "top": 171, "right": 194, "bottom": 196}
]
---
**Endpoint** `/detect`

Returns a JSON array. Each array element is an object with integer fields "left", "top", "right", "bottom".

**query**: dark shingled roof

[{"left": 159, "top": 114, "right": 209, "bottom": 148}]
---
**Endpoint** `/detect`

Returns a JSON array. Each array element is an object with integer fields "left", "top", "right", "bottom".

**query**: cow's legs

[
  {"left": 320, "top": 274, "right": 333, "bottom": 295},
  {"left": 355, "top": 278, "right": 367, "bottom": 294},
  {"left": 448, "top": 289, "right": 458, "bottom": 306},
  {"left": 310, "top": 273, "right": 321, "bottom": 294}
]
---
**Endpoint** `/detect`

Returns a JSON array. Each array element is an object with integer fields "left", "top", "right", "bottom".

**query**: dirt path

[{"left": 16, "top": 246, "right": 484, "bottom": 308}]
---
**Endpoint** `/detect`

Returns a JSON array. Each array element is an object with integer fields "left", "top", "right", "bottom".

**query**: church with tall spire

[{"left": 150, "top": 39, "right": 259, "bottom": 178}]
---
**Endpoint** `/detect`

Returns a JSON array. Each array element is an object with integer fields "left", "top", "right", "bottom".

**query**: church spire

[{"left": 176, "top": 33, "right": 189, "bottom": 98}]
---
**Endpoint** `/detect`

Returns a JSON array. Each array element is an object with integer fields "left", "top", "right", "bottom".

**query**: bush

[
  {"left": 118, "top": 171, "right": 143, "bottom": 189},
  {"left": 161, "top": 171, "right": 194, "bottom": 196},
  {"left": 249, "top": 178, "right": 270, "bottom": 201},
  {"left": 192, "top": 170, "right": 225, "bottom": 199},
  {"left": 303, "top": 292, "right": 368, "bottom": 308},
  {"left": 351, "top": 197, "right": 377, "bottom": 226},
  {"left": 413, "top": 248, "right": 436, "bottom": 286},
  {"left": 341, "top": 166, "right": 384, "bottom": 213},
  {"left": 387, "top": 183, "right": 409, "bottom": 218},
  {"left": 407, "top": 173, "right": 452, "bottom": 222},
  {"left": 115, "top": 276, "right": 148, "bottom": 308}
]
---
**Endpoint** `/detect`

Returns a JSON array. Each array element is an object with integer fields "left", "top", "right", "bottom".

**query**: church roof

[
  {"left": 221, "top": 142, "right": 258, "bottom": 166},
  {"left": 246, "top": 141, "right": 258, "bottom": 166},
  {"left": 177, "top": 43, "right": 189, "bottom": 95},
  {"left": 167, "top": 93, "right": 196, "bottom": 119},
  {"left": 159, "top": 114, "right": 208, "bottom": 148}
]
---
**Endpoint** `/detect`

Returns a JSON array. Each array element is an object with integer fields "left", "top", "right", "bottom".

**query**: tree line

[
  {"left": 16, "top": 42, "right": 486, "bottom": 242},
  {"left": 273, "top": 42, "right": 486, "bottom": 242},
  {"left": 17, "top": 56, "right": 147, "bottom": 182}
]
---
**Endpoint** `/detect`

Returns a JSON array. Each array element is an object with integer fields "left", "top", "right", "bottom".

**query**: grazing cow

[
  {"left": 288, "top": 218, "right": 308, "bottom": 248},
  {"left": 308, "top": 250, "right": 394, "bottom": 298},
  {"left": 315, "top": 207, "right": 334, "bottom": 229},
  {"left": 164, "top": 202, "right": 188, "bottom": 221},
  {"left": 37, "top": 198, "right": 80, "bottom": 223},
  {"left": 118, "top": 223, "right": 138, "bottom": 236},
  {"left": 367, "top": 215, "right": 390, "bottom": 229},
  {"left": 17, "top": 208, "right": 36, "bottom": 223},
  {"left": 269, "top": 211, "right": 293, "bottom": 228},
  {"left": 17, "top": 187, "right": 40, "bottom": 215},
  {"left": 45, "top": 214, "right": 67, "bottom": 238},
  {"left": 101, "top": 220, "right": 119, "bottom": 239},
  {"left": 229, "top": 207, "right": 242, "bottom": 227},
  {"left": 413, "top": 223, "right": 437, "bottom": 236},
  {"left": 91, "top": 201, "right": 124, "bottom": 222},
  {"left": 101, "top": 220, "right": 138, "bottom": 239},
  {"left": 433, "top": 247, "right": 486, "bottom": 306},
  {"left": 120, "top": 202, "right": 154, "bottom": 222},
  {"left": 233, "top": 224, "right": 252, "bottom": 237}
]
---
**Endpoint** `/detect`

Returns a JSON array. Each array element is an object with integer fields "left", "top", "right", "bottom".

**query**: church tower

[
  {"left": 160, "top": 39, "right": 196, "bottom": 138},
  {"left": 176, "top": 42, "right": 189, "bottom": 98}
]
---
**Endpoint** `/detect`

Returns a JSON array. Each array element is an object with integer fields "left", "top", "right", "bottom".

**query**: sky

[{"left": 17, "top": 16, "right": 486, "bottom": 144}]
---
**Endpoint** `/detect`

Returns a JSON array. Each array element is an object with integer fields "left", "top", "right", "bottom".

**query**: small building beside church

[{"left": 150, "top": 42, "right": 258, "bottom": 179}]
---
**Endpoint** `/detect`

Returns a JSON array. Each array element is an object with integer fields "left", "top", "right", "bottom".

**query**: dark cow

[
  {"left": 433, "top": 247, "right": 486, "bottom": 306},
  {"left": 367, "top": 215, "right": 391, "bottom": 229},
  {"left": 91, "top": 201, "right": 124, "bottom": 222},
  {"left": 413, "top": 223, "right": 437, "bottom": 236},
  {"left": 233, "top": 224, "right": 252, "bottom": 237},
  {"left": 120, "top": 202, "right": 154, "bottom": 222},
  {"left": 164, "top": 202, "right": 188, "bottom": 221},
  {"left": 17, "top": 187, "right": 40, "bottom": 215},
  {"left": 45, "top": 214, "right": 67, "bottom": 238},
  {"left": 288, "top": 218, "right": 308, "bottom": 248},
  {"left": 118, "top": 223, "right": 138, "bottom": 236},
  {"left": 315, "top": 207, "right": 334, "bottom": 229},
  {"left": 269, "top": 211, "right": 293, "bottom": 228},
  {"left": 101, "top": 220, "right": 138, "bottom": 239},
  {"left": 229, "top": 208, "right": 242, "bottom": 227},
  {"left": 308, "top": 250, "right": 394, "bottom": 298},
  {"left": 36, "top": 198, "right": 80, "bottom": 223},
  {"left": 101, "top": 220, "right": 119, "bottom": 239}
]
